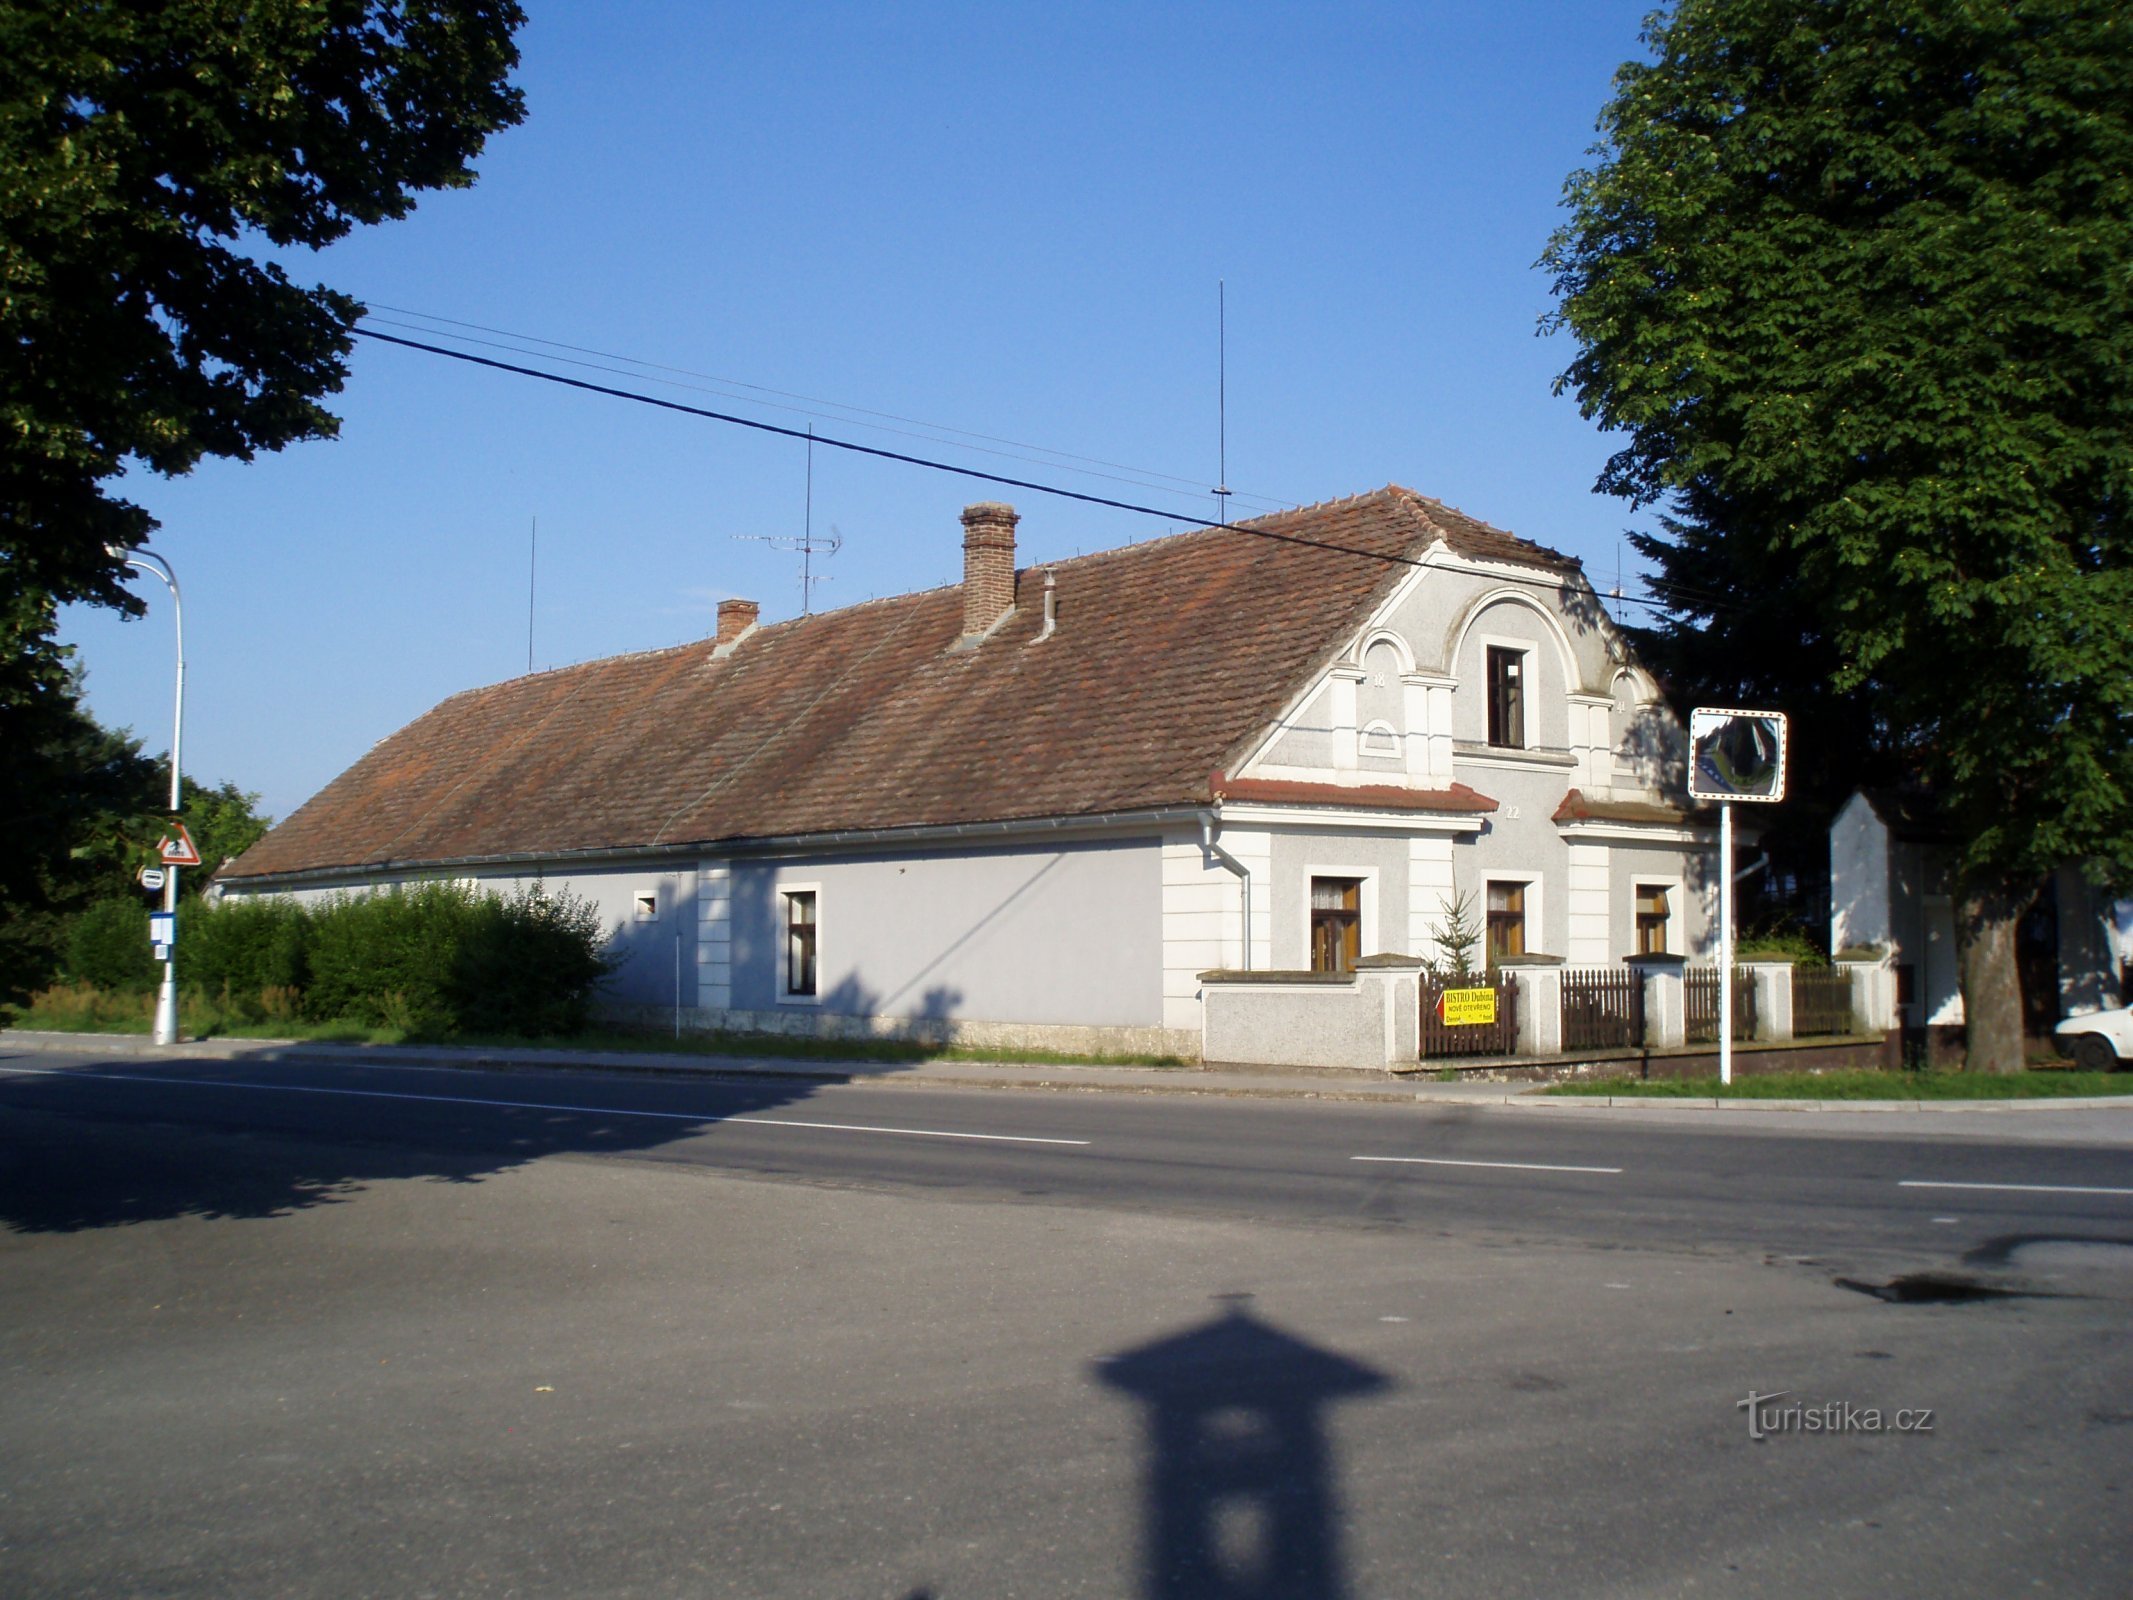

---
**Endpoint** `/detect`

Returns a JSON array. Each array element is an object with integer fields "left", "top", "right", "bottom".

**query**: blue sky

[{"left": 60, "top": 2, "right": 1663, "bottom": 821}]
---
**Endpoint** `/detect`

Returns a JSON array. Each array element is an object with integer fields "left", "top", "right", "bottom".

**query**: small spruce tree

[{"left": 1430, "top": 892, "right": 1482, "bottom": 984}]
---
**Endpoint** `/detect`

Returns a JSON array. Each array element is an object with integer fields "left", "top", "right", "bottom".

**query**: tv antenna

[
  {"left": 1213, "top": 280, "right": 1232, "bottom": 527},
  {"left": 526, "top": 515, "right": 537, "bottom": 673},
  {"left": 738, "top": 426, "right": 841, "bottom": 613}
]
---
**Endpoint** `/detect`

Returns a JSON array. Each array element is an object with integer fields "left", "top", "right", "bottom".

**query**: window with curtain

[
  {"left": 1310, "top": 877, "right": 1363, "bottom": 973},
  {"left": 1486, "top": 881, "right": 1527, "bottom": 963}
]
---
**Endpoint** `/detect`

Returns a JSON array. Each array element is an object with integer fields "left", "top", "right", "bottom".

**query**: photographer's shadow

[{"left": 1098, "top": 1295, "right": 1391, "bottom": 1600}]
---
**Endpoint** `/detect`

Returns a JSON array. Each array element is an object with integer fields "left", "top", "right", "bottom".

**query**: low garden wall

[
  {"left": 1201, "top": 956, "right": 1426, "bottom": 1071},
  {"left": 1200, "top": 952, "right": 1899, "bottom": 1075}
]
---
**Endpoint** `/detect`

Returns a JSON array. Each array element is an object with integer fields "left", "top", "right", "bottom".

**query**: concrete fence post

[
  {"left": 1835, "top": 958, "right": 1894, "bottom": 1032},
  {"left": 1626, "top": 953, "right": 1686, "bottom": 1050},
  {"left": 1740, "top": 961, "right": 1794, "bottom": 1042},
  {"left": 1357, "top": 953, "right": 1429, "bottom": 1069},
  {"left": 1498, "top": 955, "right": 1564, "bottom": 1057}
]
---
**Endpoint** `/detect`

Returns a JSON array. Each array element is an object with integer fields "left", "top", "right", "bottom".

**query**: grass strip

[{"left": 1546, "top": 1069, "right": 2133, "bottom": 1100}]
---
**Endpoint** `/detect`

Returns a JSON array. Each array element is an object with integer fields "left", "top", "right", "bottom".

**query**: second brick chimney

[{"left": 959, "top": 502, "right": 1018, "bottom": 640}]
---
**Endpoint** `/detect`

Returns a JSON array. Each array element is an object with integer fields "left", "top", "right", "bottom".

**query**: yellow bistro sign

[{"left": 1436, "top": 987, "right": 1498, "bottom": 1027}]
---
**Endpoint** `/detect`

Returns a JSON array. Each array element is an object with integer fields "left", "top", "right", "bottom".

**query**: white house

[{"left": 222, "top": 487, "right": 1717, "bottom": 1056}]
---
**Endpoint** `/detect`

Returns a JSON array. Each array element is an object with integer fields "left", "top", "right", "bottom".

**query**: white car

[{"left": 2055, "top": 1006, "right": 2133, "bottom": 1072}]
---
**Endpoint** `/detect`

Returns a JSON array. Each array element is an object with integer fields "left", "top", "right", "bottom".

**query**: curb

[
  {"left": 0, "top": 1029, "right": 1428, "bottom": 1106},
  {"left": 6, "top": 1029, "right": 2130, "bottom": 1114}
]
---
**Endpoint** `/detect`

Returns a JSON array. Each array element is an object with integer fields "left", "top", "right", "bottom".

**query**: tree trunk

[{"left": 1953, "top": 883, "right": 2034, "bottom": 1075}]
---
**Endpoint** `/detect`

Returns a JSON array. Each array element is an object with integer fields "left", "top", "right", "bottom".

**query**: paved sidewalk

[{"left": 8, "top": 1028, "right": 2133, "bottom": 1138}]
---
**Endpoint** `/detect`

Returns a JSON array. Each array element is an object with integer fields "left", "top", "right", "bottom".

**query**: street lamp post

[{"left": 113, "top": 549, "right": 185, "bottom": 1046}]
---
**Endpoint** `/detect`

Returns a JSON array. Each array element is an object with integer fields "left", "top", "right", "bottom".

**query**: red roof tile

[{"left": 228, "top": 487, "right": 1574, "bottom": 880}]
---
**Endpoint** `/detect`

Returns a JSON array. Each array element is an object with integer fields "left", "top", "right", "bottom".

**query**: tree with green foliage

[
  {"left": 0, "top": 0, "right": 526, "bottom": 614},
  {"left": 0, "top": 0, "right": 523, "bottom": 999},
  {"left": 1543, "top": 0, "right": 2132, "bottom": 1071},
  {"left": 0, "top": 593, "right": 159, "bottom": 1001},
  {"left": 1, "top": 585, "right": 273, "bottom": 1003}
]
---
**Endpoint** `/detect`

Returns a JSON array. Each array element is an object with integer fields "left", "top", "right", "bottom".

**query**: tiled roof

[{"left": 228, "top": 487, "right": 1576, "bottom": 880}]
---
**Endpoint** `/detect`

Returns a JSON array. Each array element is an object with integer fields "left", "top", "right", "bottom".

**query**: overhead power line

[
  {"left": 356, "top": 327, "right": 1415, "bottom": 566},
  {"left": 360, "top": 304, "right": 1296, "bottom": 514},
  {"left": 351, "top": 326, "right": 1707, "bottom": 615}
]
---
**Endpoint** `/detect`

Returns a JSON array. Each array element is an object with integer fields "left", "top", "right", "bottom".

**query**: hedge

[{"left": 58, "top": 882, "right": 614, "bottom": 1036}]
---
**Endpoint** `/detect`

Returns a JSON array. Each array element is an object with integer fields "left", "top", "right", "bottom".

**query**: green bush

[
  {"left": 450, "top": 885, "right": 614, "bottom": 1036},
  {"left": 63, "top": 897, "right": 160, "bottom": 992},
  {"left": 302, "top": 882, "right": 476, "bottom": 1033},
  {"left": 47, "top": 881, "right": 615, "bottom": 1037},
  {"left": 184, "top": 896, "right": 310, "bottom": 999},
  {"left": 1734, "top": 920, "right": 1829, "bottom": 966},
  {"left": 299, "top": 880, "right": 613, "bottom": 1036}
]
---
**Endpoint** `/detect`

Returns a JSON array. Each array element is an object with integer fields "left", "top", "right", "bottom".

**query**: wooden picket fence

[
  {"left": 1418, "top": 974, "right": 1520, "bottom": 1058},
  {"left": 1685, "top": 965, "right": 1758, "bottom": 1044},
  {"left": 1561, "top": 968, "right": 1645, "bottom": 1050},
  {"left": 1792, "top": 967, "right": 1860, "bottom": 1036}
]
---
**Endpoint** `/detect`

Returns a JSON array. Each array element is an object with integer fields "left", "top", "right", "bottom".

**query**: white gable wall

[{"left": 1225, "top": 548, "right": 1710, "bottom": 974}]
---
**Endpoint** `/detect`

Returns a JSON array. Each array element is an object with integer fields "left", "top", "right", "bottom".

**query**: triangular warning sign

[{"left": 158, "top": 822, "right": 202, "bottom": 867}]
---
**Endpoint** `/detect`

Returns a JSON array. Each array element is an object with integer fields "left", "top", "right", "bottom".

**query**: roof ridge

[
  {"left": 1015, "top": 485, "right": 1429, "bottom": 576},
  {"left": 437, "top": 636, "right": 704, "bottom": 704},
  {"left": 1244, "top": 483, "right": 1413, "bottom": 524}
]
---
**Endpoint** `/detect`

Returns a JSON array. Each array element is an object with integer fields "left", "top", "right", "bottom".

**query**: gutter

[
  {"left": 221, "top": 805, "right": 1215, "bottom": 891},
  {"left": 1199, "top": 811, "right": 1253, "bottom": 972}
]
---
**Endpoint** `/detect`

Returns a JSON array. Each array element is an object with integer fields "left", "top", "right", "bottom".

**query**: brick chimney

[
  {"left": 960, "top": 502, "right": 1018, "bottom": 639},
  {"left": 715, "top": 598, "right": 759, "bottom": 648}
]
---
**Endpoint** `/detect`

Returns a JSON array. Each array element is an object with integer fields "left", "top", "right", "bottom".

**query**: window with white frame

[
  {"left": 1486, "top": 880, "right": 1529, "bottom": 964},
  {"left": 783, "top": 889, "right": 818, "bottom": 999},
  {"left": 1310, "top": 877, "right": 1364, "bottom": 973},
  {"left": 1486, "top": 646, "right": 1526, "bottom": 749},
  {"left": 1635, "top": 883, "right": 1671, "bottom": 955}
]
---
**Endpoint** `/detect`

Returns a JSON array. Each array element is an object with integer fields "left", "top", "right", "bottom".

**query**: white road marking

[
  {"left": 1899, "top": 1179, "right": 2133, "bottom": 1198},
  {"left": 0, "top": 1064, "right": 1090, "bottom": 1147},
  {"left": 1352, "top": 1155, "right": 1622, "bottom": 1175}
]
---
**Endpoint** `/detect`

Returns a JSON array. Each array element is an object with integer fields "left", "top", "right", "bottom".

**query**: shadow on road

[
  {"left": 0, "top": 1045, "right": 837, "bottom": 1233},
  {"left": 1098, "top": 1294, "right": 1392, "bottom": 1600}
]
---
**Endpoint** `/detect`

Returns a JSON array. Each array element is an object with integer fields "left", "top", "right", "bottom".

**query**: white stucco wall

[
  {"left": 1828, "top": 793, "right": 1891, "bottom": 954},
  {"left": 721, "top": 838, "right": 1164, "bottom": 1029}
]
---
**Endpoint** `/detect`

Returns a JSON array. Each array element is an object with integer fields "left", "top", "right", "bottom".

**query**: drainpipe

[{"left": 1199, "top": 812, "right": 1252, "bottom": 971}]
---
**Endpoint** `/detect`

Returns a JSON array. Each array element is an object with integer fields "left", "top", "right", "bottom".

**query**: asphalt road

[
  {"left": 3, "top": 1044, "right": 2130, "bottom": 1598},
  {"left": 1, "top": 1045, "right": 2128, "bottom": 1259}
]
